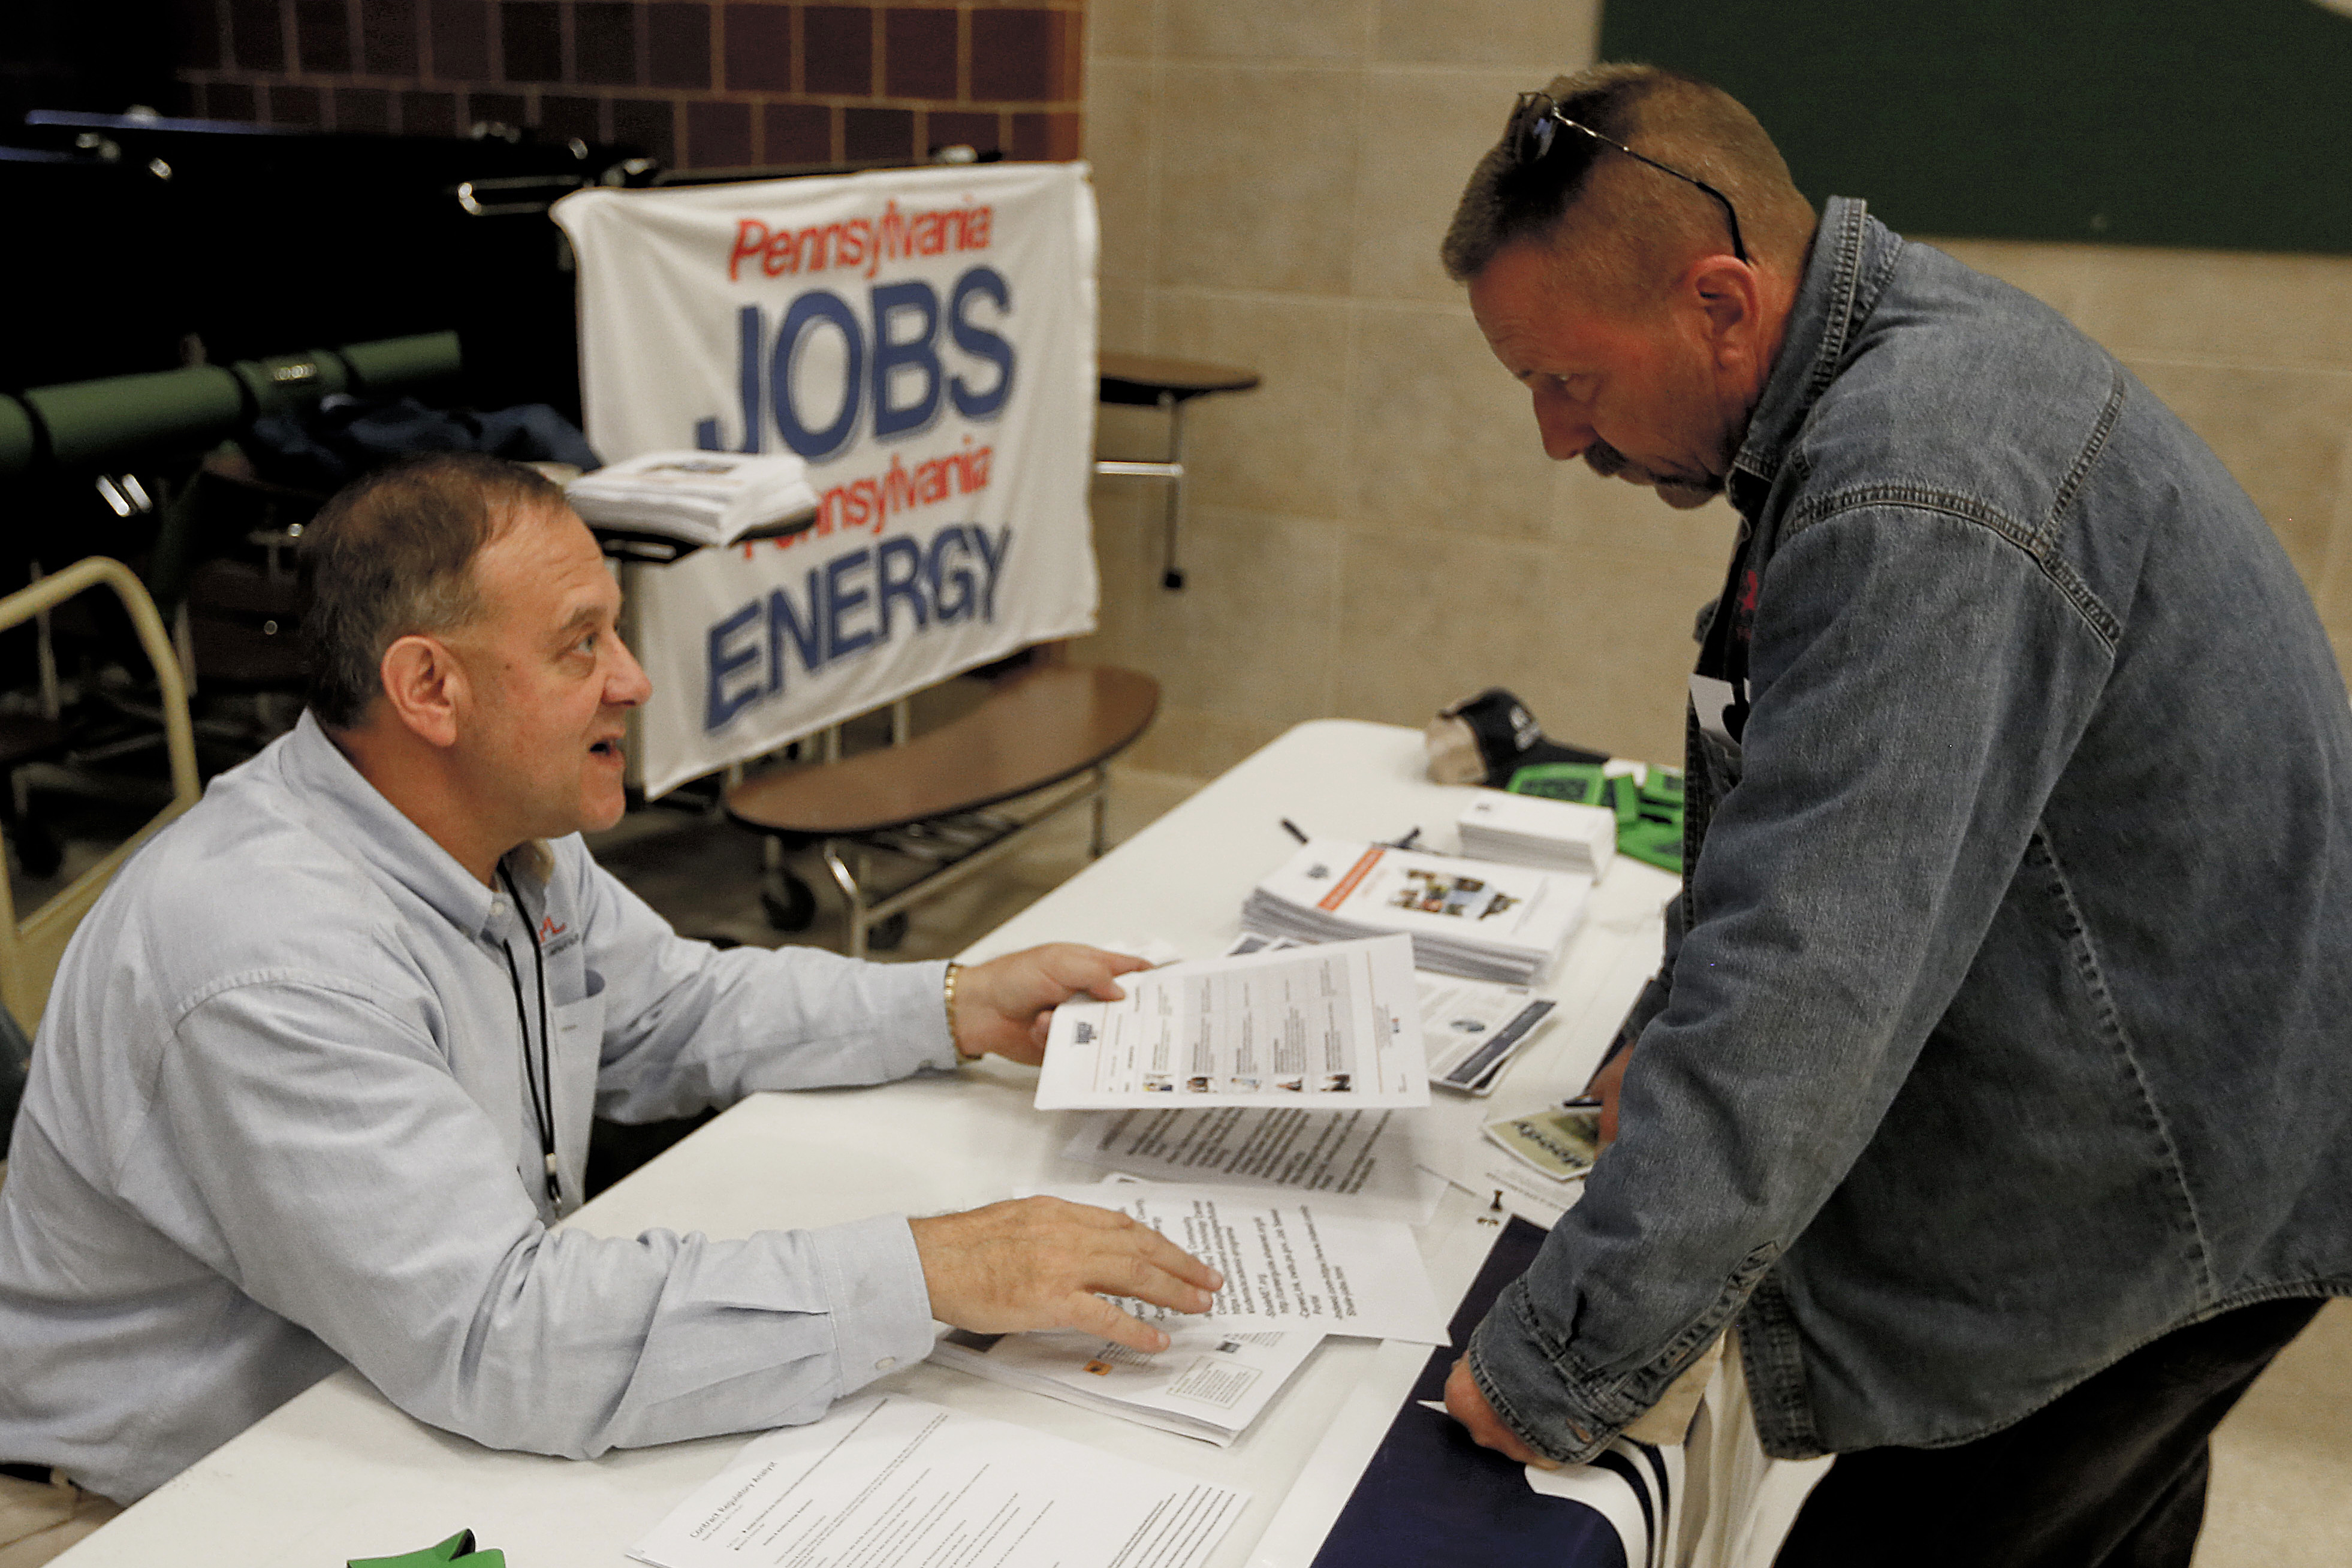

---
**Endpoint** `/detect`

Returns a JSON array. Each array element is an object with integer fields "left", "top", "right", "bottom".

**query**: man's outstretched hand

[
  {"left": 951, "top": 943, "right": 1151, "bottom": 1064},
  {"left": 908, "top": 1195, "right": 1224, "bottom": 1353}
]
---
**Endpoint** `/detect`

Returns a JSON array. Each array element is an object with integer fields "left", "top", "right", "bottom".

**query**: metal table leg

[{"left": 821, "top": 838, "right": 866, "bottom": 960}]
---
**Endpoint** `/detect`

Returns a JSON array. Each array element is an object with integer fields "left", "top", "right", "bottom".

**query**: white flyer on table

[
  {"left": 1063, "top": 1106, "right": 1448, "bottom": 1222},
  {"left": 627, "top": 1392, "right": 1249, "bottom": 1568},
  {"left": 931, "top": 1323, "right": 1319, "bottom": 1445},
  {"left": 1420, "top": 975, "right": 1558, "bottom": 1094},
  {"left": 1225, "top": 932, "right": 1555, "bottom": 1094},
  {"left": 1035, "top": 1181, "right": 1451, "bottom": 1344},
  {"left": 1036, "top": 934, "right": 1428, "bottom": 1108}
]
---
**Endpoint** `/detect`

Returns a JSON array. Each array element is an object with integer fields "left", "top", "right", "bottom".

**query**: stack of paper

[
  {"left": 1226, "top": 932, "right": 1555, "bottom": 1094},
  {"left": 1063, "top": 1105, "right": 1448, "bottom": 1220},
  {"left": 1030, "top": 1181, "right": 1453, "bottom": 1344},
  {"left": 1485, "top": 1103, "right": 1604, "bottom": 1182},
  {"left": 1036, "top": 934, "right": 1428, "bottom": 1109},
  {"left": 565, "top": 450, "right": 818, "bottom": 547},
  {"left": 1458, "top": 791, "right": 1618, "bottom": 877},
  {"left": 1419, "top": 975, "right": 1558, "bottom": 1094},
  {"left": 931, "top": 1323, "right": 1319, "bottom": 1445},
  {"left": 628, "top": 1392, "right": 1249, "bottom": 1568},
  {"left": 1242, "top": 839, "right": 1590, "bottom": 985}
]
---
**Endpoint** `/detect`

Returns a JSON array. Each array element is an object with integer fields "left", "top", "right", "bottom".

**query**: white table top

[{"left": 58, "top": 719, "right": 1679, "bottom": 1568}]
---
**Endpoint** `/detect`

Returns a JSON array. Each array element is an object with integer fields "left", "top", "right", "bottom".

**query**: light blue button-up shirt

[{"left": 0, "top": 713, "right": 957, "bottom": 1502}]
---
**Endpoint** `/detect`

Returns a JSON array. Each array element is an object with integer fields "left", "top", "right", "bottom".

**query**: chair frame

[{"left": 0, "top": 557, "right": 200, "bottom": 1032}]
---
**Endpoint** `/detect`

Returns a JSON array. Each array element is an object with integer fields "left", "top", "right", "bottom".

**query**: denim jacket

[{"left": 1469, "top": 197, "right": 2352, "bottom": 1463}]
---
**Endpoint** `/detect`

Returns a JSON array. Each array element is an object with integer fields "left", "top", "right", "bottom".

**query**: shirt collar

[
  {"left": 1727, "top": 195, "right": 1903, "bottom": 517},
  {"left": 278, "top": 710, "right": 508, "bottom": 940}
]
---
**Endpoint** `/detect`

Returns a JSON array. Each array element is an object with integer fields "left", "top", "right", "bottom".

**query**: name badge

[{"left": 1690, "top": 673, "right": 1748, "bottom": 754}]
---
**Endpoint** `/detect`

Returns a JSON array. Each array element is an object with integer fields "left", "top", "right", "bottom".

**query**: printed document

[
  {"left": 1228, "top": 931, "right": 1555, "bottom": 1094},
  {"left": 932, "top": 1323, "right": 1319, "bottom": 1445},
  {"left": 1035, "top": 934, "right": 1427, "bottom": 1109},
  {"left": 627, "top": 1392, "right": 1248, "bottom": 1568},
  {"left": 1418, "top": 975, "right": 1557, "bottom": 1094},
  {"left": 1035, "top": 1181, "right": 1451, "bottom": 1343},
  {"left": 1241, "top": 839, "right": 1590, "bottom": 985},
  {"left": 1063, "top": 1106, "right": 1448, "bottom": 1222}
]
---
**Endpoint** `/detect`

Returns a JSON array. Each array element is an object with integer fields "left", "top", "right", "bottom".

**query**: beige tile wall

[{"left": 1075, "top": 1, "right": 2352, "bottom": 782}]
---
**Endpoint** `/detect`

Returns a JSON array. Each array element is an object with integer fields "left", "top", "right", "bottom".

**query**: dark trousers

[{"left": 1774, "top": 1296, "right": 2324, "bottom": 1568}]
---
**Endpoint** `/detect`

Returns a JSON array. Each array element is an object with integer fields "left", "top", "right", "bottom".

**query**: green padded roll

[
  {"left": 24, "top": 366, "right": 246, "bottom": 469},
  {"left": 0, "top": 397, "right": 34, "bottom": 480},
  {"left": 337, "top": 331, "right": 463, "bottom": 391}
]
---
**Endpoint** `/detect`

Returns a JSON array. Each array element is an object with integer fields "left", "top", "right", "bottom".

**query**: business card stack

[
  {"left": 1241, "top": 839, "right": 1589, "bottom": 985},
  {"left": 1457, "top": 791, "right": 1618, "bottom": 877},
  {"left": 565, "top": 450, "right": 818, "bottom": 548}
]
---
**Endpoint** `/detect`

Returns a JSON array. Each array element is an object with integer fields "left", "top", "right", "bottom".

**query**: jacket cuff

[
  {"left": 1469, "top": 1241, "right": 1780, "bottom": 1463},
  {"left": 1466, "top": 1276, "right": 1626, "bottom": 1464},
  {"left": 811, "top": 1214, "right": 938, "bottom": 1395}
]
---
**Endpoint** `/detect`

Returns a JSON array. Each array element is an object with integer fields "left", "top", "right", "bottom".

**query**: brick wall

[{"left": 165, "top": 0, "right": 1084, "bottom": 170}]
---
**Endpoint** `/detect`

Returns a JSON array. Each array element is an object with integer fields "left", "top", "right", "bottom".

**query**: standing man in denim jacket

[{"left": 1436, "top": 64, "right": 2352, "bottom": 1566}]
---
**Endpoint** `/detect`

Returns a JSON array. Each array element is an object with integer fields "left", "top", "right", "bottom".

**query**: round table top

[
  {"left": 1097, "top": 351, "right": 1262, "bottom": 406},
  {"left": 725, "top": 664, "right": 1161, "bottom": 837}
]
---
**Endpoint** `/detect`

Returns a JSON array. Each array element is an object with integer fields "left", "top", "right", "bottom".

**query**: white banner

[{"left": 553, "top": 163, "right": 1100, "bottom": 798}]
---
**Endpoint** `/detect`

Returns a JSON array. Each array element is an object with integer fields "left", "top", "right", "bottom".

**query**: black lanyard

[{"left": 497, "top": 865, "right": 562, "bottom": 1214}]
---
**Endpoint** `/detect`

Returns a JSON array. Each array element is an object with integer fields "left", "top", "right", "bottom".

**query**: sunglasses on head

[{"left": 1505, "top": 91, "right": 1751, "bottom": 265}]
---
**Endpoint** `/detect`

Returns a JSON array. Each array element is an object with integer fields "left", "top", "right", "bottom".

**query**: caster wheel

[
  {"left": 760, "top": 871, "right": 818, "bottom": 931},
  {"left": 866, "top": 912, "right": 910, "bottom": 951}
]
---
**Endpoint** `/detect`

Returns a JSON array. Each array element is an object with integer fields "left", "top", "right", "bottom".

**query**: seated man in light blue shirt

[{"left": 0, "top": 452, "right": 1220, "bottom": 1509}]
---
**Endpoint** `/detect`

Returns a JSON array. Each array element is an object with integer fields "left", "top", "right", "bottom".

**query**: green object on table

[
  {"left": 1620, "top": 817, "right": 1684, "bottom": 872},
  {"left": 1621, "top": 766, "right": 1686, "bottom": 870},
  {"left": 348, "top": 1528, "right": 506, "bottom": 1568},
  {"left": 1509, "top": 761, "right": 1687, "bottom": 872},
  {"left": 1504, "top": 761, "right": 1610, "bottom": 806}
]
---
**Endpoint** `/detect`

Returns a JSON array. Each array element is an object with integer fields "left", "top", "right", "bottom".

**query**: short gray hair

[
  {"left": 298, "top": 454, "right": 563, "bottom": 729},
  {"left": 1442, "top": 64, "right": 1816, "bottom": 303}
]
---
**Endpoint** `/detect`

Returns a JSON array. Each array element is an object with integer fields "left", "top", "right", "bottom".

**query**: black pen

[{"left": 1280, "top": 818, "right": 1309, "bottom": 843}]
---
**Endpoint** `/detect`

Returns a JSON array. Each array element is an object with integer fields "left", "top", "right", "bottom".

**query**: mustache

[
  {"left": 1582, "top": 439, "right": 1632, "bottom": 479},
  {"left": 1582, "top": 438, "right": 1724, "bottom": 505}
]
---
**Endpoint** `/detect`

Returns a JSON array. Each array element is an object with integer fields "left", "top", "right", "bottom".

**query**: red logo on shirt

[{"left": 539, "top": 915, "right": 567, "bottom": 942}]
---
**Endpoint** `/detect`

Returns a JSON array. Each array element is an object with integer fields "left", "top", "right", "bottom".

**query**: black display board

[{"left": 1598, "top": 1, "right": 2352, "bottom": 255}]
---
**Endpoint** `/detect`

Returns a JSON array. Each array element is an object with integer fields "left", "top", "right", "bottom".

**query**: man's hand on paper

[
  {"left": 1587, "top": 1044, "right": 1633, "bottom": 1147},
  {"left": 909, "top": 1195, "right": 1223, "bottom": 1353},
  {"left": 954, "top": 944, "right": 1152, "bottom": 1063},
  {"left": 1444, "top": 1356, "right": 1562, "bottom": 1470}
]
